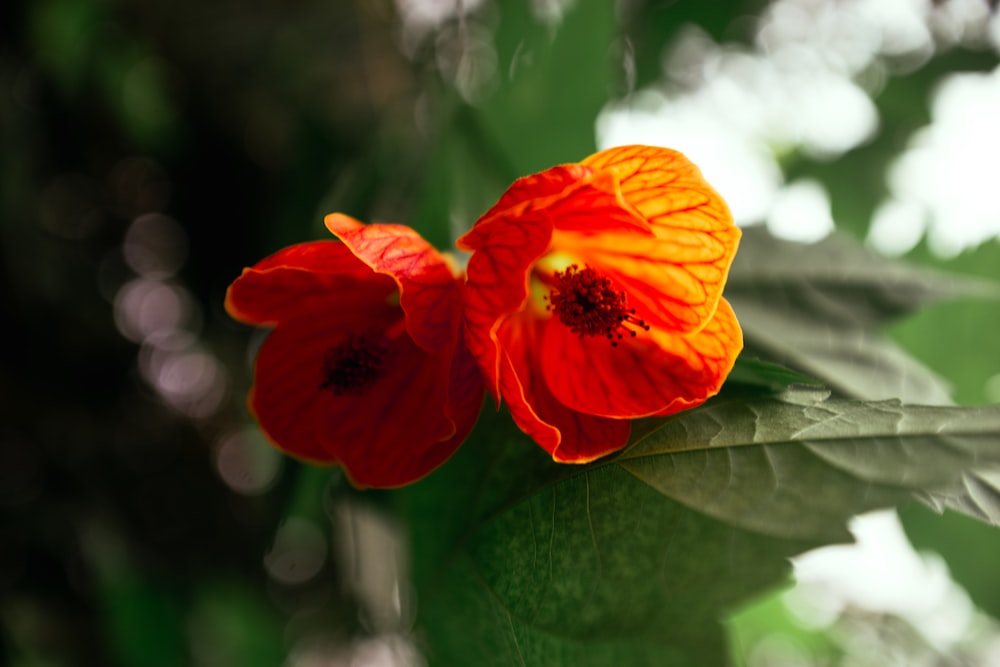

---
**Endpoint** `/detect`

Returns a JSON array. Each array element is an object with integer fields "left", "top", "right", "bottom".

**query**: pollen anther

[
  {"left": 546, "top": 264, "right": 650, "bottom": 346},
  {"left": 319, "top": 332, "right": 392, "bottom": 395}
]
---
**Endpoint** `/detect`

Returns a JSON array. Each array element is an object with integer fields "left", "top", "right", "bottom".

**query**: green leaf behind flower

[
  {"left": 726, "top": 227, "right": 1000, "bottom": 404},
  {"left": 401, "top": 388, "right": 1000, "bottom": 666}
]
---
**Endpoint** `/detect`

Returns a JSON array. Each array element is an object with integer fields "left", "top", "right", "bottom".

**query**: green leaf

[
  {"left": 187, "top": 584, "right": 287, "bottom": 667},
  {"left": 726, "top": 357, "right": 824, "bottom": 392},
  {"left": 729, "top": 228, "right": 998, "bottom": 325},
  {"left": 409, "top": 102, "right": 517, "bottom": 248},
  {"left": 404, "top": 411, "right": 811, "bottom": 667},
  {"left": 401, "top": 391, "right": 1000, "bottom": 666},
  {"left": 481, "top": 2, "right": 618, "bottom": 175},
  {"left": 80, "top": 524, "right": 189, "bottom": 667},
  {"left": 889, "top": 240, "right": 1000, "bottom": 406},
  {"left": 727, "top": 228, "right": 1000, "bottom": 403},
  {"left": 622, "top": 390, "right": 1000, "bottom": 539}
]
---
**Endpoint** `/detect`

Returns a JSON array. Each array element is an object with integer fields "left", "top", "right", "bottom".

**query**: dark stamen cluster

[
  {"left": 319, "top": 333, "right": 392, "bottom": 395},
  {"left": 546, "top": 264, "right": 650, "bottom": 347}
]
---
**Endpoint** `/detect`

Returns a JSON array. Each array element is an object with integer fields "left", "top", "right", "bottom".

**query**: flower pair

[{"left": 226, "top": 145, "right": 743, "bottom": 487}]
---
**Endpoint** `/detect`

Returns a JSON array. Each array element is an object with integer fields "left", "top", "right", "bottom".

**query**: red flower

[
  {"left": 226, "top": 214, "right": 484, "bottom": 488},
  {"left": 459, "top": 145, "right": 743, "bottom": 463}
]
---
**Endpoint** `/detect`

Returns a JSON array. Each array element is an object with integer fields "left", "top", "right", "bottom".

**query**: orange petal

[
  {"left": 582, "top": 144, "right": 735, "bottom": 234},
  {"left": 461, "top": 164, "right": 593, "bottom": 244},
  {"left": 461, "top": 166, "right": 649, "bottom": 254},
  {"left": 225, "top": 241, "right": 396, "bottom": 326},
  {"left": 250, "top": 315, "right": 470, "bottom": 488},
  {"left": 326, "top": 214, "right": 461, "bottom": 355},
  {"left": 541, "top": 298, "right": 743, "bottom": 419},
  {"left": 460, "top": 208, "right": 554, "bottom": 402},
  {"left": 552, "top": 229, "right": 737, "bottom": 334},
  {"left": 496, "top": 317, "right": 630, "bottom": 463},
  {"left": 579, "top": 145, "right": 740, "bottom": 326}
]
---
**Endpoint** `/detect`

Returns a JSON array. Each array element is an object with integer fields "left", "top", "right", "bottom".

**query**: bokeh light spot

[
  {"left": 140, "top": 345, "right": 228, "bottom": 419},
  {"left": 114, "top": 279, "right": 194, "bottom": 343},
  {"left": 123, "top": 213, "right": 188, "bottom": 278},
  {"left": 766, "top": 179, "right": 835, "bottom": 243},
  {"left": 866, "top": 198, "right": 927, "bottom": 256},
  {"left": 214, "top": 428, "right": 283, "bottom": 496},
  {"left": 265, "top": 517, "right": 328, "bottom": 586}
]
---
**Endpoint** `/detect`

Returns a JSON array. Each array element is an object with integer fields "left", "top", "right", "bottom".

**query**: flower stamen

[
  {"left": 546, "top": 264, "right": 650, "bottom": 346},
  {"left": 319, "top": 332, "right": 392, "bottom": 395}
]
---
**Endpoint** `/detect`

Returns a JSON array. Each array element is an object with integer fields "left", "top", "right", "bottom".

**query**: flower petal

[
  {"left": 540, "top": 298, "right": 743, "bottom": 418},
  {"left": 225, "top": 241, "right": 395, "bottom": 326},
  {"left": 582, "top": 144, "right": 734, "bottom": 233},
  {"left": 465, "top": 164, "right": 593, "bottom": 234},
  {"left": 552, "top": 229, "right": 736, "bottom": 333},
  {"left": 326, "top": 214, "right": 461, "bottom": 355},
  {"left": 496, "top": 317, "right": 630, "bottom": 463},
  {"left": 314, "top": 340, "right": 468, "bottom": 488},
  {"left": 459, "top": 145, "right": 743, "bottom": 463},
  {"left": 580, "top": 145, "right": 741, "bottom": 325},
  {"left": 462, "top": 166, "right": 650, "bottom": 251},
  {"left": 247, "top": 316, "right": 382, "bottom": 465},
  {"left": 250, "top": 315, "right": 471, "bottom": 488},
  {"left": 443, "top": 330, "right": 488, "bottom": 451},
  {"left": 459, "top": 209, "right": 554, "bottom": 402}
]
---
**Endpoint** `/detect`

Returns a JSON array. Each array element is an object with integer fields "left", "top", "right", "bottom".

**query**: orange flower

[
  {"left": 459, "top": 145, "right": 743, "bottom": 463},
  {"left": 226, "top": 214, "right": 484, "bottom": 488}
]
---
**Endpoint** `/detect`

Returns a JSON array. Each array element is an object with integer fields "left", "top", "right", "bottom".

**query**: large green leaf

[
  {"left": 401, "top": 390, "right": 1000, "bottom": 666},
  {"left": 727, "top": 228, "right": 1000, "bottom": 403},
  {"left": 481, "top": 1, "right": 617, "bottom": 176},
  {"left": 624, "top": 391, "right": 1000, "bottom": 538}
]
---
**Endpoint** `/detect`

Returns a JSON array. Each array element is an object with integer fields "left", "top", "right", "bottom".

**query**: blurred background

[{"left": 2, "top": 0, "right": 1000, "bottom": 665}]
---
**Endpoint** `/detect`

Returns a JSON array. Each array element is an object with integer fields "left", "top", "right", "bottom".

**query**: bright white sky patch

[
  {"left": 791, "top": 511, "right": 977, "bottom": 649},
  {"left": 766, "top": 179, "right": 835, "bottom": 242},
  {"left": 596, "top": 0, "right": 896, "bottom": 234},
  {"left": 867, "top": 197, "right": 927, "bottom": 256},
  {"left": 886, "top": 65, "right": 1000, "bottom": 257},
  {"left": 598, "top": 0, "right": 999, "bottom": 254}
]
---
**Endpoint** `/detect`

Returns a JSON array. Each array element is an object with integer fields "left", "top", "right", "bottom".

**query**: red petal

[
  {"left": 541, "top": 298, "right": 743, "bottom": 419},
  {"left": 314, "top": 337, "right": 469, "bottom": 488},
  {"left": 250, "top": 315, "right": 472, "bottom": 488},
  {"left": 496, "top": 317, "right": 630, "bottom": 463},
  {"left": 441, "top": 330, "right": 488, "bottom": 453},
  {"left": 247, "top": 316, "right": 371, "bottom": 464},
  {"left": 326, "top": 214, "right": 461, "bottom": 355},
  {"left": 226, "top": 241, "right": 395, "bottom": 326}
]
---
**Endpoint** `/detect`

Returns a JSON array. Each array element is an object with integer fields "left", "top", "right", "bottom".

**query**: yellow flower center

[{"left": 541, "top": 263, "right": 650, "bottom": 346}]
